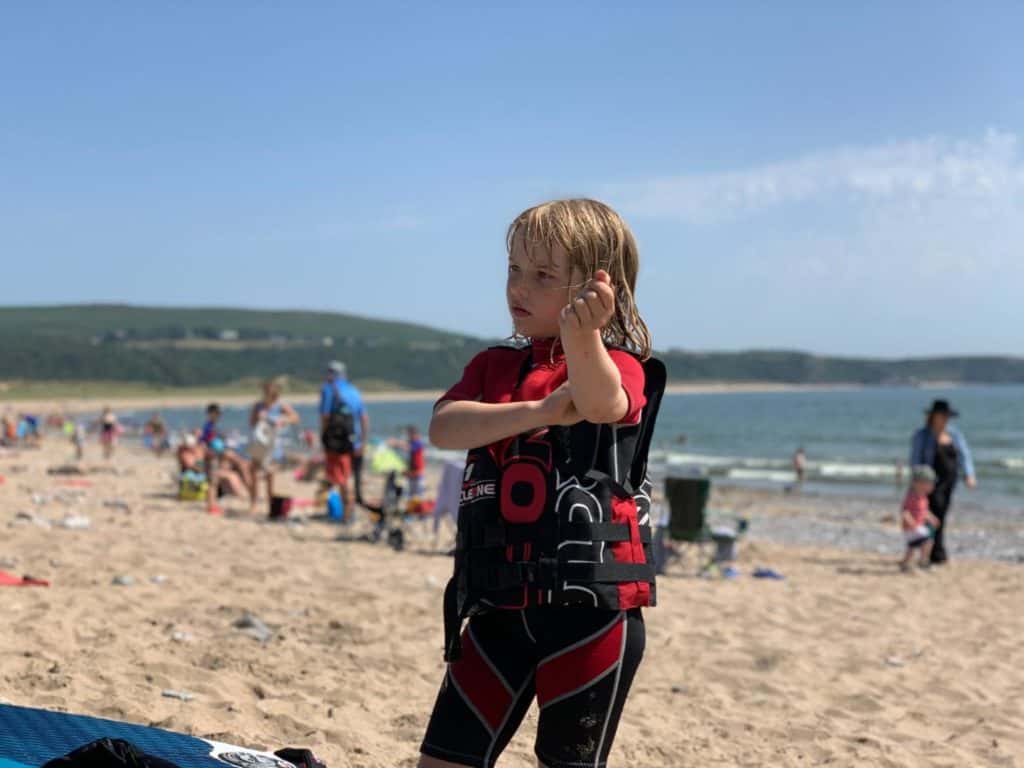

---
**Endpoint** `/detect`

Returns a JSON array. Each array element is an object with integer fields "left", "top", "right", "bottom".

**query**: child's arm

[
  {"left": 926, "top": 511, "right": 941, "bottom": 527},
  {"left": 558, "top": 270, "right": 630, "bottom": 424},
  {"left": 901, "top": 509, "right": 915, "bottom": 528},
  {"left": 430, "top": 384, "right": 579, "bottom": 450}
]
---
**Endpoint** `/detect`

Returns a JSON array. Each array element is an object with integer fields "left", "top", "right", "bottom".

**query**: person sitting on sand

[
  {"left": 201, "top": 403, "right": 253, "bottom": 489},
  {"left": 247, "top": 376, "right": 300, "bottom": 513},
  {"left": 900, "top": 465, "right": 942, "bottom": 572},
  {"left": 177, "top": 434, "right": 246, "bottom": 514}
]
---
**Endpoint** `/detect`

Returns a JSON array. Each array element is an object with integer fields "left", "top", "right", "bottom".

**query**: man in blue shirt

[
  {"left": 909, "top": 399, "right": 977, "bottom": 564},
  {"left": 320, "top": 361, "right": 370, "bottom": 511}
]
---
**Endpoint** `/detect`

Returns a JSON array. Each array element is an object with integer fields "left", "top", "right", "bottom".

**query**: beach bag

[
  {"left": 269, "top": 495, "right": 293, "bottom": 520},
  {"left": 178, "top": 471, "right": 208, "bottom": 501},
  {"left": 248, "top": 418, "right": 275, "bottom": 463}
]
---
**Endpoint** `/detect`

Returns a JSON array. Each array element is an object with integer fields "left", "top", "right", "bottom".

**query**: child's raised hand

[
  {"left": 560, "top": 270, "right": 615, "bottom": 338},
  {"left": 538, "top": 382, "right": 582, "bottom": 427}
]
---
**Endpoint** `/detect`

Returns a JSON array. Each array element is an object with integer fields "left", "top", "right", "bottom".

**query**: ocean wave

[
  {"left": 726, "top": 468, "right": 797, "bottom": 483},
  {"left": 816, "top": 462, "right": 898, "bottom": 479}
]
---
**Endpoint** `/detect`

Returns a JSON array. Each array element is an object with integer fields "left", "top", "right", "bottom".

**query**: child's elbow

[
  {"left": 428, "top": 417, "right": 456, "bottom": 449},
  {"left": 577, "top": 393, "right": 629, "bottom": 424},
  {"left": 577, "top": 404, "right": 627, "bottom": 425}
]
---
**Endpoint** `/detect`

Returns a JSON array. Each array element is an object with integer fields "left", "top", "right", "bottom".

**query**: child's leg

[
  {"left": 900, "top": 547, "right": 913, "bottom": 569},
  {"left": 533, "top": 609, "right": 645, "bottom": 768},
  {"left": 420, "top": 611, "right": 537, "bottom": 768},
  {"left": 920, "top": 538, "right": 934, "bottom": 564},
  {"left": 247, "top": 466, "right": 260, "bottom": 508}
]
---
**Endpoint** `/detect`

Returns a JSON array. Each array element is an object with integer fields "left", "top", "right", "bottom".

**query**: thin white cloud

[{"left": 609, "top": 129, "right": 1024, "bottom": 222}]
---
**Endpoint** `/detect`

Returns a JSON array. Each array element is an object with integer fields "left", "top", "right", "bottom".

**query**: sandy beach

[{"left": 1, "top": 437, "right": 1022, "bottom": 767}]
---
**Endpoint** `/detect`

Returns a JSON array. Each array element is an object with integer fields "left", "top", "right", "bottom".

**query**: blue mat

[{"left": 0, "top": 705, "right": 294, "bottom": 768}]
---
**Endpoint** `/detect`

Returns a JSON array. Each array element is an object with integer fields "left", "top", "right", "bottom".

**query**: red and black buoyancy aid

[{"left": 442, "top": 355, "right": 667, "bottom": 661}]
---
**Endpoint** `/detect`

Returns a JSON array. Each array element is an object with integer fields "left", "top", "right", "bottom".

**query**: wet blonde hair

[{"left": 506, "top": 198, "right": 652, "bottom": 359}]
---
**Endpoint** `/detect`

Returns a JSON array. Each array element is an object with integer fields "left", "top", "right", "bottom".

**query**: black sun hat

[{"left": 925, "top": 399, "right": 959, "bottom": 418}]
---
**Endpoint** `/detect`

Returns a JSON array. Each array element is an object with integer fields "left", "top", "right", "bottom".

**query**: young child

[
  {"left": 201, "top": 402, "right": 253, "bottom": 494},
  {"left": 418, "top": 199, "right": 666, "bottom": 768},
  {"left": 405, "top": 425, "right": 426, "bottom": 498},
  {"left": 99, "top": 406, "right": 119, "bottom": 459},
  {"left": 900, "top": 464, "right": 941, "bottom": 571}
]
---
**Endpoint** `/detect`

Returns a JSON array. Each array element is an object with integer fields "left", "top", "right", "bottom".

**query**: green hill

[
  {"left": 1, "top": 305, "right": 1023, "bottom": 393},
  {"left": 0, "top": 305, "right": 477, "bottom": 390}
]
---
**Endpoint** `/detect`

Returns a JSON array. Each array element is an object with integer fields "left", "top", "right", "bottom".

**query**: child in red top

[
  {"left": 900, "top": 464, "right": 941, "bottom": 571},
  {"left": 419, "top": 199, "right": 655, "bottom": 768},
  {"left": 406, "top": 425, "right": 426, "bottom": 498}
]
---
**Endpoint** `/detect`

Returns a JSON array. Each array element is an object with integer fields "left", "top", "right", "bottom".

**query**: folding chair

[{"left": 663, "top": 475, "right": 714, "bottom": 574}]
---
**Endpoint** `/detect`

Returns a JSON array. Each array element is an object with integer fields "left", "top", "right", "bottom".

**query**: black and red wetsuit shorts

[{"left": 420, "top": 607, "right": 644, "bottom": 768}]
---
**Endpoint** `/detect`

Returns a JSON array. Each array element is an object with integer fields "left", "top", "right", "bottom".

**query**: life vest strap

[
  {"left": 471, "top": 558, "right": 655, "bottom": 592},
  {"left": 472, "top": 521, "right": 652, "bottom": 548},
  {"left": 559, "top": 561, "right": 656, "bottom": 584}
]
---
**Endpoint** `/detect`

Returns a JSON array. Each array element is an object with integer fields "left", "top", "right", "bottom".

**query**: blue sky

[{"left": 2, "top": 2, "right": 1021, "bottom": 356}]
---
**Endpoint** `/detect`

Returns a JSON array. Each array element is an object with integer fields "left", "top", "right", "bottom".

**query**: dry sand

[{"left": 1, "top": 439, "right": 1021, "bottom": 767}]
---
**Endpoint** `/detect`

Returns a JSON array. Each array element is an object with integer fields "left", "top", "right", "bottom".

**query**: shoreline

[
  {"left": 4, "top": 377, "right": 1007, "bottom": 415},
  {"left": 1, "top": 380, "right": 875, "bottom": 413}
]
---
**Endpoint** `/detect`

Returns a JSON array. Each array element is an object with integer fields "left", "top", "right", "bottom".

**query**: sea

[{"left": 133, "top": 384, "right": 1024, "bottom": 515}]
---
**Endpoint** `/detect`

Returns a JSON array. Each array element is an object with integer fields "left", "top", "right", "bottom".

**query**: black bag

[
  {"left": 321, "top": 384, "right": 355, "bottom": 454},
  {"left": 42, "top": 739, "right": 179, "bottom": 768}
]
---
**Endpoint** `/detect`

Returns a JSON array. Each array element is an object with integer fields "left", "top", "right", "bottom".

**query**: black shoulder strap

[
  {"left": 628, "top": 357, "right": 667, "bottom": 491},
  {"left": 514, "top": 351, "right": 533, "bottom": 389}
]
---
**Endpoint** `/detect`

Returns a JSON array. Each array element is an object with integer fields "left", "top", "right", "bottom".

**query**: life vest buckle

[{"left": 521, "top": 557, "right": 558, "bottom": 588}]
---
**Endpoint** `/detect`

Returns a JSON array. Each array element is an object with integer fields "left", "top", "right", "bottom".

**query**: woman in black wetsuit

[{"left": 909, "top": 400, "right": 977, "bottom": 564}]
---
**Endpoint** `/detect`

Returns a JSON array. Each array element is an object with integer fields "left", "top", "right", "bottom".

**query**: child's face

[
  {"left": 208, "top": 410, "right": 220, "bottom": 423},
  {"left": 913, "top": 479, "right": 934, "bottom": 496},
  {"left": 506, "top": 236, "right": 583, "bottom": 339}
]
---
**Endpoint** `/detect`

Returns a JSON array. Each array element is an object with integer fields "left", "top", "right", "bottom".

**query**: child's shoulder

[{"left": 465, "top": 341, "right": 531, "bottom": 366}]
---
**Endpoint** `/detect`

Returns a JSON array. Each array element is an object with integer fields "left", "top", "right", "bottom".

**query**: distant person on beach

[
  {"left": 390, "top": 425, "right": 427, "bottom": 499},
  {"left": 177, "top": 434, "right": 246, "bottom": 514},
  {"left": 899, "top": 465, "right": 942, "bottom": 572},
  {"left": 792, "top": 447, "right": 807, "bottom": 485},
  {"left": 20, "top": 414, "right": 41, "bottom": 447},
  {"left": 1, "top": 409, "right": 15, "bottom": 446},
  {"left": 201, "top": 403, "right": 253, "bottom": 490},
  {"left": 144, "top": 412, "right": 170, "bottom": 456},
  {"left": 909, "top": 399, "right": 976, "bottom": 565},
  {"left": 320, "top": 361, "right": 369, "bottom": 516},
  {"left": 71, "top": 420, "right": 86, "bottom": 460},
  {"left": 99, "top": 406, "right": 119, "bottom": 459},
  {"left": 247, "top": 376, "right": 300, "bottom": 512},
  {"left": 418, "top": 199, "right": 663, "bottom": 768}
]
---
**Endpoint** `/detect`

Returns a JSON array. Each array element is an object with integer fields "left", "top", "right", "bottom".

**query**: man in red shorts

[{"left": 319, "top": 361, "right": 369, "bottom": 514}]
